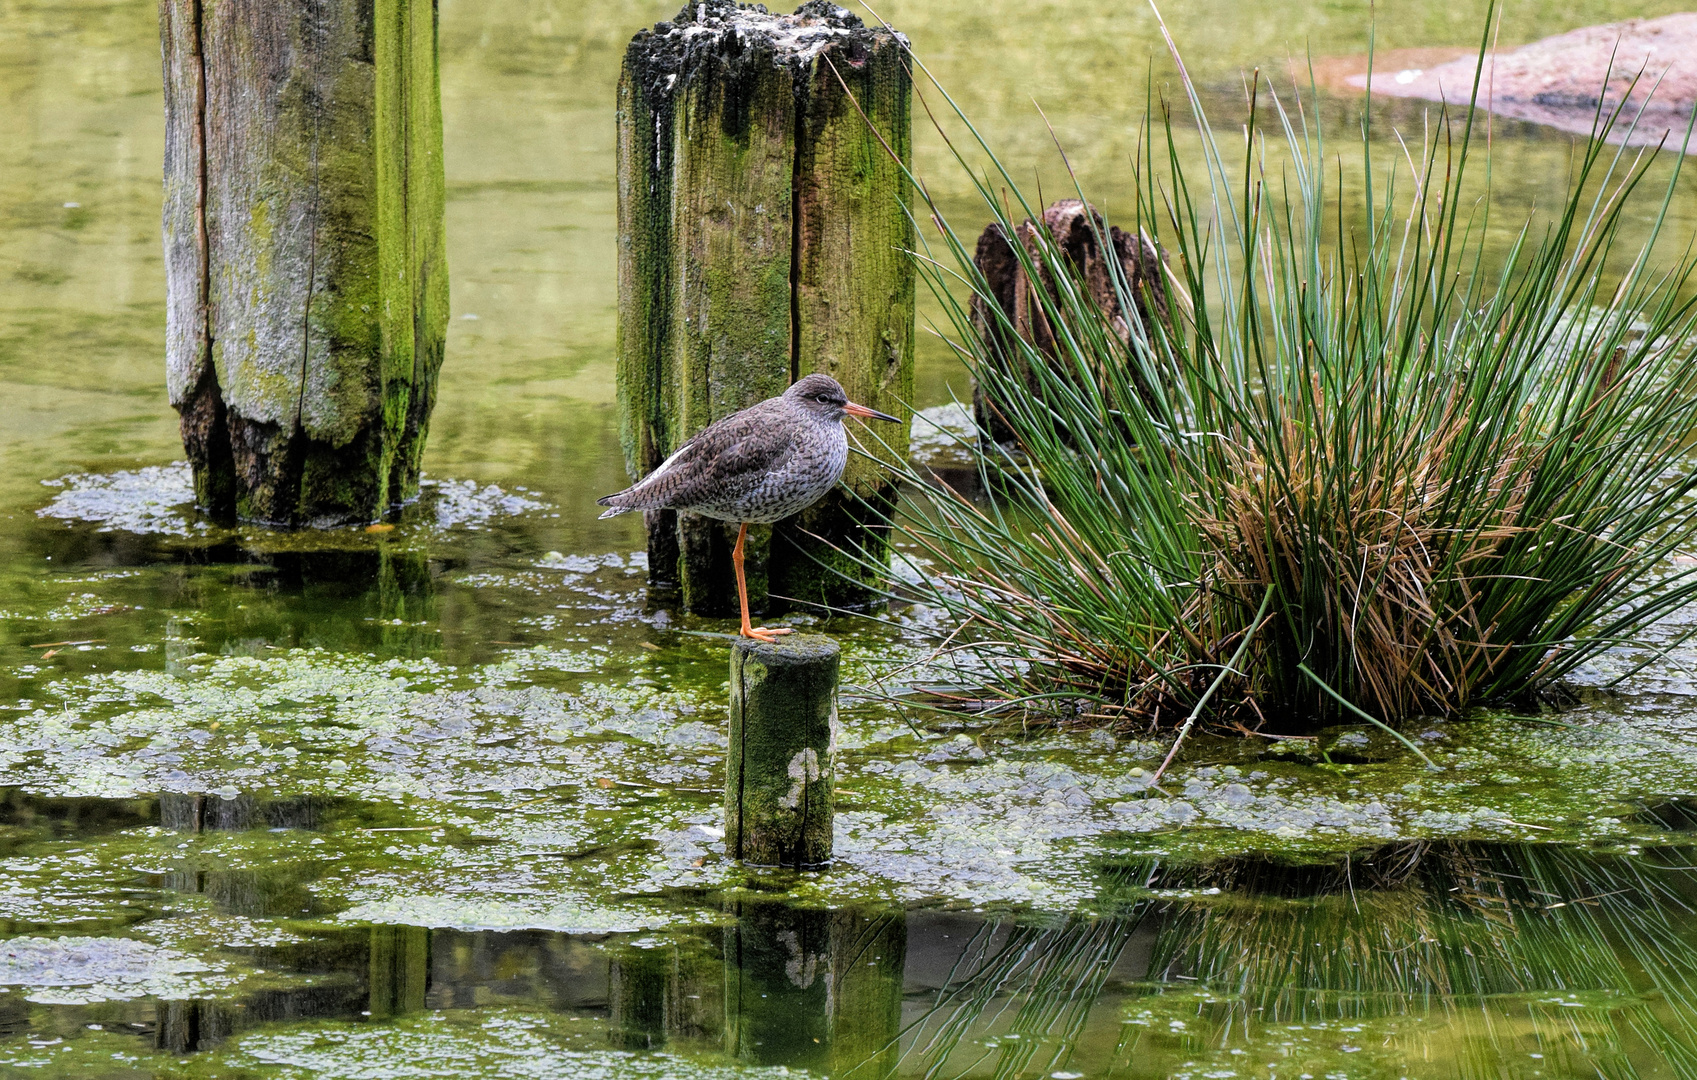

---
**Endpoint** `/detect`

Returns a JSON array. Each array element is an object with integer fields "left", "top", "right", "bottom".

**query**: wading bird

[{"left": 597, "top": 373, "right": 901, "bottom": 642}]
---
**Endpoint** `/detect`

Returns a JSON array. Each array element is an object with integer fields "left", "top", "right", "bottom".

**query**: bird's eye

[{"left": 816, "top": 394, "right": 832, "bottom": 404}]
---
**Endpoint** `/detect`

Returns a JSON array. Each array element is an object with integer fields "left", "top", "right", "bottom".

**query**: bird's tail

[{"left": 596, "top": 494, "right": 634, "bottom": 520}]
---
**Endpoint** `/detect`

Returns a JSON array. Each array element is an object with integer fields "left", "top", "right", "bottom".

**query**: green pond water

[{"left": 7, "top": 0, "right": 1697, "bottom": 1076}]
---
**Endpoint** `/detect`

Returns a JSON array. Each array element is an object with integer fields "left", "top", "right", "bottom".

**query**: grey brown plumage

[
  {"left": 598, "top": 374, "right": 892, "bottom": 523},
  {"left": 597, "top": 373, "right": 900, "bottom": 641}
]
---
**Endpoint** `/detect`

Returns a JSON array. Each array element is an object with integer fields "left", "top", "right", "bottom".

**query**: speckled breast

[{"left": 693, "top": 421, "right": 849, "bottom": 524}]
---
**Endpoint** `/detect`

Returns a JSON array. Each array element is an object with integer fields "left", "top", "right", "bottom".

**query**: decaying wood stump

[
  {"left": 725, "top": 633, "right": 838, "bottom": 868},
  {"left": 160, "top": 0, "right": 448, "bottom": 527},
  {"left": 970, "top": 199, "right": 1167, "bottom": 445},
  {"left": 616, "top": 1, "right": 913, "bottom": 617}
]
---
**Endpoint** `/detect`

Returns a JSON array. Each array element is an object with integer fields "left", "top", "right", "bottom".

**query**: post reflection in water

[
  {"left": 724, "top": 901, "right": 907, "bottom": 1074},
  {"left": 156, "top": 793, "right": 330, "bottom": 921},
  {"left": 12, "top": 788, "right": 1696, "bottom": 1076},
  {"left": 606, "top": 899, "right": 908, "bottom": 1077}
]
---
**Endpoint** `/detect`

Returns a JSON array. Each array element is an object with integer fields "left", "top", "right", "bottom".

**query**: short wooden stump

[{"left": 725, "top": 634, "right": 839, "bottom": 868}]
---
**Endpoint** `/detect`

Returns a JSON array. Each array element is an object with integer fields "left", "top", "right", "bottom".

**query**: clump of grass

[{"left": 874, "top": 22, "right": 1697, "bottom": 733}]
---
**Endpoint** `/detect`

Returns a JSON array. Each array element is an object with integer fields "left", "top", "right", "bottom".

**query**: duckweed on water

[
  {"left": 36, "top": 463, "right": 551, "bottom": 540},
  {"left": 0, "top": 937, "right": 228, "bottom": 1004},
  {"left": 0, "top": 1008, "right": 802, "bottom": 1079},
  {"left": 16, "top": 0, "right": 1697, "bottom": 1074},
  {"left": 2, "top": 636, "right": 1697, "bottom": 930}
]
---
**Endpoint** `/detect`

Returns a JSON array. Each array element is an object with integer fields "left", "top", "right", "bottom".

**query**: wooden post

[
  {"left": 725, "top": 634, "right": 838, "bottom": 867},
  {"left": 970, "top": 199, "right": 1168, "bottom": 445},
  {"left": 617, "top": 0, "right": 914, "bottom": 617},
  {"left": 159, "top": 0, "right": 448, "bottom": 527}
]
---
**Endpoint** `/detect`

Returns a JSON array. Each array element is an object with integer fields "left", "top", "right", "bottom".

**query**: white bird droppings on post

[{"left": 779, "top": 746, "right": 821, "bottom": 809}]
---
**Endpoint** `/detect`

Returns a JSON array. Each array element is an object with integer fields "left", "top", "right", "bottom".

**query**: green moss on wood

[
  {"left": 616, "top": 3, "right": 914, "bottom": 616},
  {"left": 163, "top": 0, "right": 447, "bottom": 527},
  {"left": 726, "top": 634, "right": 838, "bottom": 868},
  {"left": 774, "top": 32, "right": 912, "bottom": 608},
  {"left": 681, "top": 518, "right": 769, "bottom": 619}
]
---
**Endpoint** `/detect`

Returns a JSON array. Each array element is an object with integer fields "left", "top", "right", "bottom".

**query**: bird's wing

[{"left": 606, "top": 406, "right": 796, "bottom": 511}]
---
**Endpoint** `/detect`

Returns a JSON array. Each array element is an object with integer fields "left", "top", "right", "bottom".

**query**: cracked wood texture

[
  {"left": 726, "top": 634, "right": 838, "bottom": 868},
  {"left": 970, "top": 199, "right": 1169, "bottom": 446},
  {"left": 160, "top": 0, "right": 448, "bottom": 527},
  {"left": 616, "top": 0, "right": 913, "bottom": 617}
]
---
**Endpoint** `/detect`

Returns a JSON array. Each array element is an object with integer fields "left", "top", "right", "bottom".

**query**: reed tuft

[{"left": 869, "top": 20, "right": 1697, "bottom": 733}]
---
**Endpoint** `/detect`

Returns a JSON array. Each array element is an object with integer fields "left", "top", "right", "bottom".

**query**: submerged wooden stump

[
  {"left": 617, "top": 0, "right": 914, "bottom": 617},
  {"left": 160, "top": 0, "right": 448, "bottom": 527},
  {"left": 725, "top": 634, "right": 838, "bottom": 867},
  {"left": 971, "top": 199, "right": 1168, "bottom": 445}
]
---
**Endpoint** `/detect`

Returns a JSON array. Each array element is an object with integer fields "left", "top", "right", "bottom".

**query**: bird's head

[{"left": 786, "top": 373, "right": 901, "bottom": 424}]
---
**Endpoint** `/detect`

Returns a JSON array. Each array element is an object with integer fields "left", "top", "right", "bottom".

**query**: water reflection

[
  {"left": 6, "top": 795, "right": 1697, "bottom": 1075},
  {"left": 883, "top": 817, "right": 1697, "bottom": 1078},
  {"left": 3, "top": 832, "right": 1697, "bottom": 1073},
  {"left": 1130, "top": 825, "right": 1697, "bottom": 1078},
  {"left": 152, "top": 971, "right": 368, "bottom": 1055},
  {"left": 155, "top": 793, "right": 346, "bottom": 923},
  {"left": 600, "top": 900, "right": 908, "bottom": 1075}
]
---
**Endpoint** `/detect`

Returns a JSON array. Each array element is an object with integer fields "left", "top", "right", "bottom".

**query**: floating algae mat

[
  {"left": 8, "top": 469, "right": 1697, "bottom": 1078},
  {"left": 11, "top": 0, "right": 1697, "bottom": 1076}
]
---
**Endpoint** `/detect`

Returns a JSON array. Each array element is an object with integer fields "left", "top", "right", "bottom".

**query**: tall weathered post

[
  {"left": 725, "top": 634, "right": 838, "bottom": 867},
  {"left": 160, "top": 0, "right": 448, "bottom": 527},
  {"left": 616, "top": 1, "right": 913, "bottom": 617}
]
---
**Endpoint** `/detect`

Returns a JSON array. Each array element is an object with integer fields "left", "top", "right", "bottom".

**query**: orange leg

[{"left": 732, "top": 521, "right": 791, "bottom": 643}]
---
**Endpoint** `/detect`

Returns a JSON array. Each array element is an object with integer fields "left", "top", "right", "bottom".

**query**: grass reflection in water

[{"left": 899, "top": 808, "right": 1697, "bottom": 1079}]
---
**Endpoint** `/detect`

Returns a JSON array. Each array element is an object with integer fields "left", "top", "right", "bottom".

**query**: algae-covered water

[{"left": 7, "top": 0, "right": 1697, "bottom": 1077}]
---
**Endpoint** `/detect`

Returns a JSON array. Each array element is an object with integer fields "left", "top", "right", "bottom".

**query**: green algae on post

[
  {"left": 160, "top": 0, "right": 448, "bottom": 527},
  {"left": 725, "top": 634, "right": 839, "bottom": 867},
  {"left": 615, "top": 0, "right": 913, "bottom": 616}
]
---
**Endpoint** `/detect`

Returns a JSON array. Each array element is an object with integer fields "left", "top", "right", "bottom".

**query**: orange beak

[{"left": 844, "top": 400, "right": 901, "bottom": 423}]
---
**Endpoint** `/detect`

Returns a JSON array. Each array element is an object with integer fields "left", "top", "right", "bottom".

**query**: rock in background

[{"left": 1352, "top": 14, "right": 1697, "bottom": 149}]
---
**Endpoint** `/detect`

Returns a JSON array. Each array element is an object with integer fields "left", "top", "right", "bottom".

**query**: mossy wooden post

[
  {"left": 617, "top": 1, "right": 913, "bottom": 616},
  {"left": 725, "top": 634, "right": 837, "bottom": 867},
  {"left": 159, "top": 0, "right": 448, "bottom": 527}
]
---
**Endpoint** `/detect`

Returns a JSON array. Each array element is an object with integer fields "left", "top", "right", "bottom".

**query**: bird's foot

[{"left": 741, "top": 624, "right": 794, "bottom": 644}]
